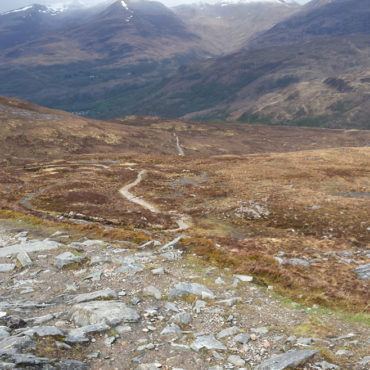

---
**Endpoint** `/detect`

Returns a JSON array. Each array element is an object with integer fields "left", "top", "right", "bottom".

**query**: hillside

[
  {"left": 173, "top": 1, "right": 298, "bottom": 54},
  {"left": 1, "top": 95, "right": 369, "bottom": 165},
  {"left": 0, "top": 0, "right": 212, "bottom": 114},
  {"left": 125, "top": 34, "right": 370, "bottom": 129},
  {"left": 109, "top": 0, "right": 370, "bottom": 129},
  {"left": 0, "top": 95, "right": 369, "bottom": 368}
]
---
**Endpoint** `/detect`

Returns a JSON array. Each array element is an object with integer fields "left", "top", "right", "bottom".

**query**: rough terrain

[{"left": 1, "top": 220, "right": 369, "bottom": 369}]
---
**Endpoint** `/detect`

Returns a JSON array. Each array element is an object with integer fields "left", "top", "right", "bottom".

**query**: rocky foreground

[{"left": 0, "top": 222, "right": 369, "bottom": 369}]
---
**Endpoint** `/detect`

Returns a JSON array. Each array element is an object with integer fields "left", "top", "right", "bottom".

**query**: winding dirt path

[
  {"left": 119, "top": 170, "right": 158, "bottom": 213},
  {"left": 174, "top": 133, "right": 184, "bottom": 156},
  {"left": 119, "top": 170, "right": 190, "bottom": 232}
]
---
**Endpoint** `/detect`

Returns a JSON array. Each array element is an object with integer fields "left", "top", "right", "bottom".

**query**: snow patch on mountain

[
  {"left": 219, "top": 0, "right": 298, "bottom": 5},
  {"left": 121, "top": 1, "right": 129, "bottom": 10}
]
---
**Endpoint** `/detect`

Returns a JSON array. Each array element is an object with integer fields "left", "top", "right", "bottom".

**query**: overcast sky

[{"left": 0, "top": 0, "right": 311, "bottom": 13}]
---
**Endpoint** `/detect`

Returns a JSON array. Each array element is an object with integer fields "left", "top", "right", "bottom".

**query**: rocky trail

[{"left": 0, "top": 222, "right": 369, "bottom": 369}]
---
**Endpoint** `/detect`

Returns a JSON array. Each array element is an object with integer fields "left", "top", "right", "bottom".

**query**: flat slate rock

[
  {"left": 169, "top": 282, "right": 215, "bottom": 300},
  {"left": 71, "top": 289, "right": 118, "bottom": 303},
  {"left": 0, "top": 264, "right": 16, "bottom": 273},
  {"left": 354, "top": 263, "right": 370, "bottom": 280},
  {"left": 191, "top": 334, "right": 227, "bottom": 352},
  {"left": 0, "top": 238, "right": 60, "bottom": 258},
  {"left": 256, "top": 350, "right": 318, "bottom": 370},
  {"left": 55, "top": 252, "right": 83, "bottom": 269},
  {"left": 23, "top": 325, "right": 64, "bottom": 337},
  {"left": 70, "top": 301, "right": 140, "bottom": 327},
  {"left": 0, "top": 335, "right": 35, "bottom": 356}
]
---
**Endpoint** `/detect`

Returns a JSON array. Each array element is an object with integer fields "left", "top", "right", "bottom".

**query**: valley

[{"left": 0, "top": 0, "right": 369, "bottom": 369}]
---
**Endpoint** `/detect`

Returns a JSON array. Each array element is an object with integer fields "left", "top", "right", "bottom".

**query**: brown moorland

[{"left": 0, "top": 96, "right": 369, "bottom": 313}]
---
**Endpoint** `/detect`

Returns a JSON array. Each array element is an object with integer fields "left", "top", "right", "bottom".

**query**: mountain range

[{"left": 0, "top": 0, "right": 369, "bottom": 129}]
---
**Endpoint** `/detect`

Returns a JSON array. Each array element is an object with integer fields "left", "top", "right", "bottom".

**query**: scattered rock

[
  {"left": 55, "top": 252, "right": 83, "bottom": 269},
  {"left": 354, "top": 263, "right": 370, "bottom": 280},
  {"left": 151, "top": 267, "right": 165, "bottom": 275},
  {"left": 168, "top": 282, "right": 215, "bottom": 300},
  {"left": 233, "top": 333, "right": 251, "bottom": 344},
  {"left": 71, "top": 288, "right": 118, "bottom": 303},
  {"left": 228, "top": 354, "right": 246, "bottom": 367},
  {"left": 172, "top": 312, "right": 192, "bottom": 325},
  {"left": 17, "top": 251, "right": 33, "bottom": 267},
  {"left": 256, "top": 350, "right": 318, "bottom": 370},
  {"left": 160, "top": 323, "right": 182, "bottom": 336},
  {"left": 70, "top": 301, "right": 140, "bottom": 327},
  {"left": 0, "top": 264, "right": 16, "bottom": 273},
  {"left": 217, "top": 326, "right": 239, "bottom": 339},
  {"left": 191, "top": 334, "right": 227, "bottom": 352},
  {"left": 233, "top": 274, "right": 253, "bottom": 282},
  {"left": 142, "top": 286, "right": 162, "bottom": 300},
  {"left": 23, "top": 326, "right": 64, "bottom": 337}
]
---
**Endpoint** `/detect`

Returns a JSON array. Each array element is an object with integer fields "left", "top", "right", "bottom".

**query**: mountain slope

[
  {"left": 0, "top": 1, "right": 212, "bottom": 116},
  {"left": 249, "top": 0, "right": 370, "bottom": 48},
  {"left": 123, "top": 0, "right": 370, "bottom": 129},
  {"left": 173, "top": 1, "right": 299, "bottom": 54}
]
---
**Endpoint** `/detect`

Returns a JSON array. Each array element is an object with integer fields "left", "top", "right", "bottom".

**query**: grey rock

[
  {"left": 11, "top": 354, "right": 49, "bottom": 366},
  {"left": 296, "top": 337, "right": 314, "bottom": 346},
  {"left": 65, "top": 323, "right": 110, "bottom": 343},
  {"left": 315, "top": 361, "right": 340, "bottom": 369},
  {"left": 84, "top": 271, "right": 102, "bottom": 281},
  {"left": 70, "top": 301, "right": 140, "bottom": 327},
  {"left": 151, "top": 267, "right": 165, "bottom": 275},
  {"left": 233, "top": 274, "right": 253, "bottom": 282},
  {"left": 115, "top": 325, "right": 132, "bottom": 334},
  {"left": 165, "top": 302, "right": 179, "bottom": 312},
  {"left": 228, "top": 355, "right": 245, "bottom": 367},
  {"left": 194, "top": 299, "right": 207, "bottom": 313},
  {"left": 169, "top": 282, "right": 215, "bottom": 300},
  {"left": 137, "top": 364, "right": 162, "bottom": 370},
  {"left": 256, "top": 350, "right": 318, "bottom": 370},
  {"left": 0, "top": 238, "right": 60, "bottom": 258},
  {"left": 233, "top": 333, "right": 251, "bottom": 344},
  {"left": 0, "top": 326, "right": 10, "bottom": 339},
  {"left": 57, "top": 359, "right": 89, "bottom": 369},
  {"left": 0, "top": 362, "right": 15, "bottom": 369},
  {"left": 160, "top": 250, "right": 183, "bottom": 261},
  {"left": 17, "top": 251, "right": 33, "bottom": 267},
  {"left": 359, "top": 356, "right": 370, "bottom": 367},
  {"left": 31, "top": 314, "right": 55, "bottom": 325},
  {"left": 251, "top": 327, "right": 269, "bottom": 335},
  {"left": 55, "top": 340, "right": 72, "bottom": 350},
  {"left": 0, "top": 264, "right": 16, "bottom": 273},
  {"left": 105, "top": 336, "right": 116, "bottom": 346},
  {"left": 335, "top": 349, "right": 354, "bottom": 356},
  {"left": 0, "top": 335, "right": 35, "bottom": 356},
  {"left": 217, "top": 326, "right": 239, "bottom": 339},
  {"left": 191, "top": 334, "right": 227, "bottom": 352},
  {"left": 89, "top": 256, "right": 112, "bottom": 265},
  {"left": 215, "top": 277, "right": 226, "bottom": 285},
  {"left": 142, "top": 286, "right": 162, "bottom": 300},
  {"left": 217, "top": 297, "right": 242, "bottom": 306},
  {"left": 23, "top": 326, "right": 64, "bottom": 337},
  {"left": 115, "top": 257, "right": 145, "bottom": 275},
  {"left": 55, "top": 252, "right": 83, "bottom": 269},
  {"left": 160, "top": 323, "right": 182, "bottom": 335},
  {"left": 72, "top": 288, "right": 118, "bottom": 303},
  {"left": 354, "top": 263, "right": 370, "bottom": 280},
  {"left": 283, "top": 258, "right": 310, "bottom": 267},
  {"left": 172, "top": 312, "right": 192, "bottom": 325}
]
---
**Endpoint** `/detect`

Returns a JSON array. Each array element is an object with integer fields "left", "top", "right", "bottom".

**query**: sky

[{"left": 0, "top": 0, "right": 311, "bottom": 13}]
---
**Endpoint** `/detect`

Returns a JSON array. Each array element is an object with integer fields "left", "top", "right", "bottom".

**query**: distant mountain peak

[{"left": 218, "top": 0, "right": 298, "bottom": 5}]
